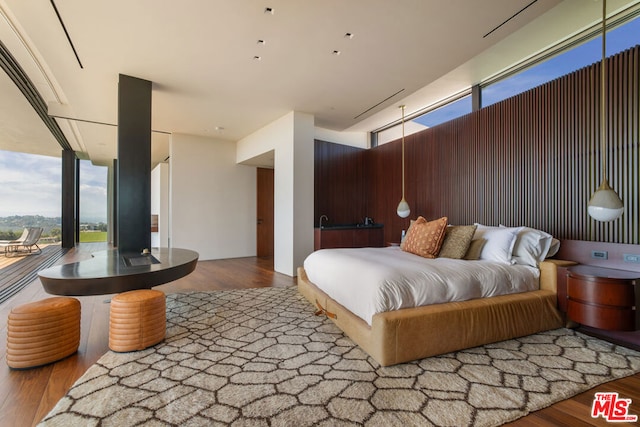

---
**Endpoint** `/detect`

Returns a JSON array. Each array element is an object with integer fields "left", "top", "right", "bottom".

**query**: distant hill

[{"left": 0, "top": 215, "right": 61, "bottom": 233}]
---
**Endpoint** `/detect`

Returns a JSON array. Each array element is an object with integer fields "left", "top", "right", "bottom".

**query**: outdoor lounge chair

[
  {"left": 1, "top": 227, "right": 43, "bottom": 256},
  {"left": 0, "top": 228, "right": 29, "bottom": 245}
]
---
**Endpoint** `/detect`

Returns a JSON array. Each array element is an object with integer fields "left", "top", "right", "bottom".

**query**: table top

[
  {"left": 39, "top": 247, "right": 199, "bottom": 296},
  {"left": 568, "top": 264, "right": 640, "bottom": 281}
]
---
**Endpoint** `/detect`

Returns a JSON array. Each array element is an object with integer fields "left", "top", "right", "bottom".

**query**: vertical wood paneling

[
  {"left": 364, "top": 45, "right": 639, "bottom": 245},
  {"left": 314, "top": 140, "right": 368, "bottom": 226},
  {"left": 313, "top": 47, "right": 639, "bottom": 246}
]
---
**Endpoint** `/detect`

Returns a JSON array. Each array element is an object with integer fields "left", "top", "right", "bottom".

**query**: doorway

[{"left": 256, "top": 168, "right": 274, "bottom": 258}]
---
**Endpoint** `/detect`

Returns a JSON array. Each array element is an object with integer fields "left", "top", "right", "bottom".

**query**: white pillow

[
  {"left": 499, "top": 225, "right": 554, "bottom": 267},
  {"left": 546, "top": 238, "right": 561, "bottom": 258},
  {"left": 474, "top": 224, "right": 519, "bottom": 265}
]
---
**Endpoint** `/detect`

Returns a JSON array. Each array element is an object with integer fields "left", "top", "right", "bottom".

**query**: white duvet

[{"left": 303, "top": 246, "right": 540, "bottom": 325}]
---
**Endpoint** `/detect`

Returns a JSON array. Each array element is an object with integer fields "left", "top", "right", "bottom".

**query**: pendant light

[
  {"left": 588, "top": 0, "right": 624, "bottom": 222},
  {"left": 396, "top": 105, "right": 411, "bottom": 218}
]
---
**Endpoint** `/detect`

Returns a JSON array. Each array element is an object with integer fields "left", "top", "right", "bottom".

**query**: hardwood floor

[{"left": 0, "top": 244, "right": 638, "bottom": 426}]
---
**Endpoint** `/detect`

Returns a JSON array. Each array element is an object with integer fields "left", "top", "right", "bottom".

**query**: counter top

[
  {"left": 315, "top": 223, "right": 383, "bottom": 230},
  {"left": 568, "top": 264, "right": 640, "bottom": 281},
  {"left": 39, "top": 247, "right": 199, "bottom": 296}
]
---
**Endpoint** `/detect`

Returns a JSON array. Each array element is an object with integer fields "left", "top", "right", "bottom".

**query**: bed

[{"left": 297, "top": 219, "right": 572, "bottom": 366}]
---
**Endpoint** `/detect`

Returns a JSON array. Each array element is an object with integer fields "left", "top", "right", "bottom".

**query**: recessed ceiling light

[
  {"left": 257, "top": 39, "right": 266, "bottom": 45},
  {"left": 344, "top": 33, "right": 354, "bottom": 39},
  {"left": 264, "top": 7, "right": 274, "bottom": 14},
  {"left": 253, "top": 56, "right": 262, "bottom": 61},
  {"left": 215, "top": 126, "right": 225, "bottom": 132},
  {"left": 332, "top": 50, "right": 341, "bottom": 55}
]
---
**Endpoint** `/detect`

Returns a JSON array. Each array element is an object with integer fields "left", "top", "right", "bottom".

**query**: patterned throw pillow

[
  {"left": 463, "top": 239, "right": 485, "bottom": 260},
  {"left": 438, "top": 224, "right": 478, "bottom": 259},
  {"left": 400, "top": 216, "right": 448, "bottom": 258}
]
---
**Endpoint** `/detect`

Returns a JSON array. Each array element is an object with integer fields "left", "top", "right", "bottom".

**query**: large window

[
  {"left": 375, "top": 94, "right": 472, "bottom": 146},
  {"left": 0, "top": 150, "right": 61, "bottom": 218},
  {"left": 79, "top": 160, "right": 108, "bottom": 242},
  {"left": 372, "top": 12, "right": 640, "bottom": 146},
  {"left": 483, "top": 14, "right": 640, "bottom": 107},
  {"left": 412, "top": 95, "right": 472, "bottom": 128}
]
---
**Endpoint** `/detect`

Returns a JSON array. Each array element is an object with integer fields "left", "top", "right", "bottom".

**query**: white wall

[
  {"left": 170, "top": 134, "right": 256, "bottom": 260},
  {"left": 314, "top": 127, "right": 368, "bottom": 149},
  {"left": 237, "top": 111, "right": 315, "bottom": 276},
  {"left": 151, "top": 162, "right": 169, "bottom": 248}
]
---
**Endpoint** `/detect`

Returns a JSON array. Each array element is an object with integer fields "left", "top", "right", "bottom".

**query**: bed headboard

[{"left": 554, "top": 239, "right": 640, "bottom": 272}]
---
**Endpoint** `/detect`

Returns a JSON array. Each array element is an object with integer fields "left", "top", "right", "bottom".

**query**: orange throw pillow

[{"left": 400, "top": 216, "right": 448, "bottom": 258}]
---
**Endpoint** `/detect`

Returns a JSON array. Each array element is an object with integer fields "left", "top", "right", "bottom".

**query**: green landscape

[
  {"left": 0, "top": 215, "right": 107, "bottom": 243},
  {"left": 79, "top": 231, "right": 108, "bottom": 242}
]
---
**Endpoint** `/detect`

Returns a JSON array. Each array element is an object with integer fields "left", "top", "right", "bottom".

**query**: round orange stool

[
  {"left": 7, "top": 297, "right": 81, "bottom": 369},
  {"left": 109, "top": 289, "right": 166, "bottom": 352}
]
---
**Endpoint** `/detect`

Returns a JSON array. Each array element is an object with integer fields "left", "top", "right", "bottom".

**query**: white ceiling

[{"left": 0, "top": 0, "right": 635, "bottom": 167}]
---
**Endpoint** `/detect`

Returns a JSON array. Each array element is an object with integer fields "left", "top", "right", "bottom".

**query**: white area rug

[{"left": 40, "top": 287, "right": 640, "bottom": 426}]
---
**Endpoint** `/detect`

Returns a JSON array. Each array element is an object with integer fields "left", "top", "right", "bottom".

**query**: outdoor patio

[{"left": 0, "top": 244, "right": 67, "bottom": 305}]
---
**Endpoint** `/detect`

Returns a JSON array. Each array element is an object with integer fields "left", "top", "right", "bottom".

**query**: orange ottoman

[
  {"left": 7, "top": 297, "right": 81, "bottom": 369},
  {"left": 109, "top": 289, "right": 166, "bottom": 352}
]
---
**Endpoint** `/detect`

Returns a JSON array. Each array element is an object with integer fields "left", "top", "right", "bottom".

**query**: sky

[
  {"left": 0, "top": 150, "right": 107, "bottom": 222},
  {"left": 415, "top": 14, "right": 640, "bottom": 127}
]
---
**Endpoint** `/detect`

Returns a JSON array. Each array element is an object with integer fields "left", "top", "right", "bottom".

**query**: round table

[{"left": 38, "top": 247, "right": 199, "bottom": 296}]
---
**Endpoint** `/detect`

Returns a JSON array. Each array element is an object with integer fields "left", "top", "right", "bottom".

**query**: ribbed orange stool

[
  {"left": 7, "top": 297, "right": 81, "bottom": 369},
  {"left": 109, "top": 289, "right": 166, "bottom": 352}
]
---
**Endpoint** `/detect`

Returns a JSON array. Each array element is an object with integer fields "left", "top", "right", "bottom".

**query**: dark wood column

[
  {"left": 117, "top": 74, "right": 152, "bottom": 252},
  {"left": 61, "top": 149, "right": 76, "bottom": 249}
]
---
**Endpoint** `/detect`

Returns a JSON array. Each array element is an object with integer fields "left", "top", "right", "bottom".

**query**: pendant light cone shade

[
  {"left": 588, "top": 0, "right": 624, "bottom": 222},
  {"left": 396, "top": 105, "right": 410, "bottom": 218}
]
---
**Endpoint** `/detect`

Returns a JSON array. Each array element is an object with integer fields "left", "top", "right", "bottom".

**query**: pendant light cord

[
  {"left": 401, "top": 105, "right": 406, "bottom": 199},
  {"left": 601, "top": 0, "right": 608, "bottom": 181}
]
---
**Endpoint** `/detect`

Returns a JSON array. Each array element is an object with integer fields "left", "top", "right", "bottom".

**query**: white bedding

[{"left": 303, "top": 246, "right": 540, "bottom": 325}]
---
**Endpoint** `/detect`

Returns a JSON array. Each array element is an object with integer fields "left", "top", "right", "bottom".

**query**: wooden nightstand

[{"left": 567, "top": 265, "right": 640, "bottom": 331}]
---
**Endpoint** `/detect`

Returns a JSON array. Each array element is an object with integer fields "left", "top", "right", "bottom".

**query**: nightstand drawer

[
  {"left": 567, "top": 299, "right": 636, "bottom": 331},
  {"left": 567, "top": 276, "right": 635, "bottom": 307},
  {"left": 566, "top": 265, "right": 639, "bottom": 331}
]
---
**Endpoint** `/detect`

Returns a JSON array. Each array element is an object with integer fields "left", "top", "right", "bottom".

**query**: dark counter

[
  {"left": 314, "top": 224, "right": 384, "bottom": 250},
  {"left": 316, "top": 223, "right": 383, "bottom": 230},
  {"left": 39, "top": 247, "right": 199, "bottom": 296}
]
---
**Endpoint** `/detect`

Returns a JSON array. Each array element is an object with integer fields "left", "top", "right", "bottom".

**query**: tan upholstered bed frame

[{"left": 297, "top": 259, "right": 574, "bottom": 366}]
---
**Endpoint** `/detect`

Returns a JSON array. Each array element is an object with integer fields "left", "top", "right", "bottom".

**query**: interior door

[{"left": 256, "top": 167, "right": 274, "bottom": 258}]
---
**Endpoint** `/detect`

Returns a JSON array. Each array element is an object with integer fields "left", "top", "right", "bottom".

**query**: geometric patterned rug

[{"left": 39, "top": 287, "right": 640, "bottom": 426}]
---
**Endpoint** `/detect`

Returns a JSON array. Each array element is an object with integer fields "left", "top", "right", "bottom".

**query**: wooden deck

[
  {"left": 0, "top": 244, "right": 67, "bottom": 305},
  {"left": 0, "top": 244, "right": 638, "bottom": 426}
]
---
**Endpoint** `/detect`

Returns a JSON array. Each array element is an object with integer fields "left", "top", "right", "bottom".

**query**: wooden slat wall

[
  {"left": 365, "top": 46, "right": 639, "bottom": 245},
  {"left": 314, "top": 140, "right": 368, "bottom": 226}
]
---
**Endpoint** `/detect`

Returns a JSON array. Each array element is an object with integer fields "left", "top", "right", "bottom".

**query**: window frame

[{"left": 370, "top": 5, "right": 640, "bottom": 147}]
